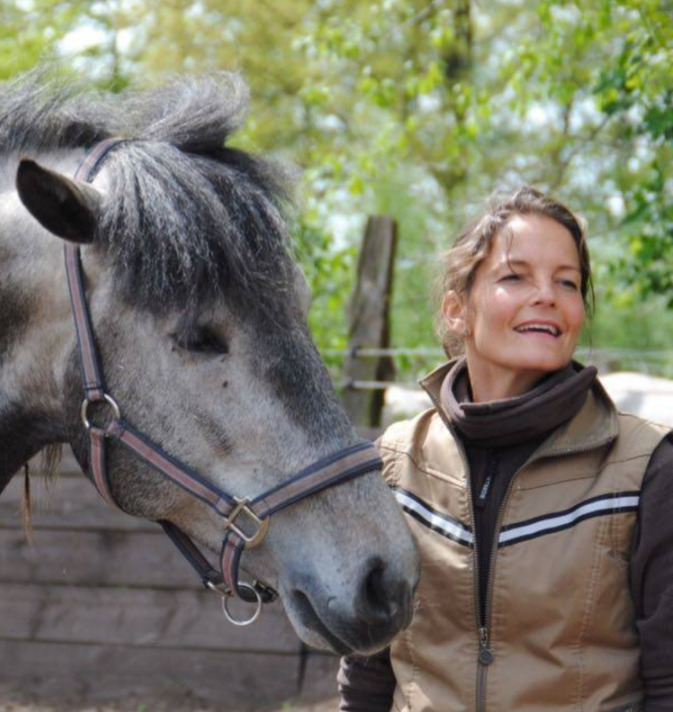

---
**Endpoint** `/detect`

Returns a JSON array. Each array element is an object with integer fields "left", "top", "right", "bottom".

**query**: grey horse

[{"left": 0, "top": 71, "right": 418, "bottom": 654}]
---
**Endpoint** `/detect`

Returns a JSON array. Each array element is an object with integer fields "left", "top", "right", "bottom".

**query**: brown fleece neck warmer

[{"left": 440, "top": 358, "right": 598, "bottom": 448}]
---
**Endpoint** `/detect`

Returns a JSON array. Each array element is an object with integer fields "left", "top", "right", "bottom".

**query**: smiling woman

[
  {"left": 442, "top": 213, "right": 587, "bottom": 401},
  {"left": 338, "top": 186, "right": 673, "bottom": 712}
]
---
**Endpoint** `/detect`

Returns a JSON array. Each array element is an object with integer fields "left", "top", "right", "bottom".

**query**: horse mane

[{"left": 0, "top": 70, "right": 298, "bottom": 315}]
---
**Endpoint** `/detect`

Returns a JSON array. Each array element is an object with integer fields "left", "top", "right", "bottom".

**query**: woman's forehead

[{"left": 488, "top": 215, "right": 581, "bottom": 266}]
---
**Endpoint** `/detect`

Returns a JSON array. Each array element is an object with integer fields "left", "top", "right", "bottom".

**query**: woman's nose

[{"left": 531, "top": 280, "right": 556, "bottom": 304}]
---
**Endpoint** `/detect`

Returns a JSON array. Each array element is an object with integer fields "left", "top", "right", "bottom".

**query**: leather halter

[{"left": 65, "top": 139, "right": 383, "bottom": 624}]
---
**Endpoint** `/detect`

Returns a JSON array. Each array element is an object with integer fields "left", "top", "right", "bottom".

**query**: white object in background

[{"left": 600, "top": 372, "right": 673, "bottom": 427}]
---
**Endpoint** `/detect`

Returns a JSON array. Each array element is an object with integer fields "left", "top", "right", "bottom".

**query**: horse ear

[{"left": 16, "top": 158, "right": 102, "bottom": 245}]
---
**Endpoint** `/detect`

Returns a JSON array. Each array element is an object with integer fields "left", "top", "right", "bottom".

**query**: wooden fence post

[{"left": 342, "top": 215, "right": 398, "bottom": 428}]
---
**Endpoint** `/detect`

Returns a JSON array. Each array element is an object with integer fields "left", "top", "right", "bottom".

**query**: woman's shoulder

[
  {"left": 378, "top": 407, "right": 440, "bottom": 454},
  {"left": 608, "top": 408, "right": 672, "bottom": 465},
  {"left": 377, "top": 408, "right": 464, "bottom": 488},
  {"left": 615, "top": 410, "right": 671, "bottom": 436}
]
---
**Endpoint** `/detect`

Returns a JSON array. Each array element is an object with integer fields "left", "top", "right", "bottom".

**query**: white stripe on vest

[
  {"left": 498, "top": 492, "right": 640, "bottom": 547},
  {"left": 393, "top": 487, "right": 474, "bottom": 547},
  {"left": 392, "top": 488, "right": 640, "bottom": 550}
]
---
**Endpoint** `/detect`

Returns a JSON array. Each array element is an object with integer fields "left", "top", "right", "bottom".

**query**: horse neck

[{"left": 0, "top": 207, "right": 72, "bottom": 488}]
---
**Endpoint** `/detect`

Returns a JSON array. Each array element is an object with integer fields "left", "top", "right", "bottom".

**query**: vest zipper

[
  {"left": 425, "top": 390, "right": 490, "bottom": 711},
  {"left": 475, "top": 441, "right": 604, "bottom": 711},
  {"left": 471, "top": 452, "right": 536, "bottom": 711},
  {"left": 477, "top": 625, "right": 494, "bottom": 709}
]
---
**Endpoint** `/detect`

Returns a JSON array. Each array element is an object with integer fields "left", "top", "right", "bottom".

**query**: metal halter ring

[
  {"left": 81, "top": 394, "right": 121, "bottom": 430},
  {"left": 214, "top": 582, "right": 263, "bottom": 626}
]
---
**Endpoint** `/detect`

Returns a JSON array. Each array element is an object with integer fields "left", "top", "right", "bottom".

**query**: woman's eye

[
  {"left": 559, "top": 279, "right": 579, "bottom": 290},
  {"left": 171, "top": 327, "right": 229, "bottom": 356},
  {"left": 500, "top": 272, "right": 522, "bottom": 282}
]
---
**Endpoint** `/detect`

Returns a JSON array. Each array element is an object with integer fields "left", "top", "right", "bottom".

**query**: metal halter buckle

[
  {"left": 81, "top": 394, "right": 121, "bottom": 430},
  {"left": 223, "top": 497, "right": 270, "bottom": 549}
]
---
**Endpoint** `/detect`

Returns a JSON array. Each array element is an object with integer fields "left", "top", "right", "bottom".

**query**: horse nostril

[{"left": 357, "top": 557, "right": 396, "bottom": 624}]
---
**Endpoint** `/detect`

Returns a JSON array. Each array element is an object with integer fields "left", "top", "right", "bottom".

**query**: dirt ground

[{"left": 0, "top": 699, "right": 338, "bottom": 712}]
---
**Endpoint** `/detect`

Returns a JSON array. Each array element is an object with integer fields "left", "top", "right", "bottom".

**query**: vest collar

[{"left": 421, "top": 359, "right": 619, "bottom": 458}]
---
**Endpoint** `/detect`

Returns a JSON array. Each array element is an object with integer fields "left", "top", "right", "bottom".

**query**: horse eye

[{"left": 171, "top": 327, "right": 229, "bottom": 356}]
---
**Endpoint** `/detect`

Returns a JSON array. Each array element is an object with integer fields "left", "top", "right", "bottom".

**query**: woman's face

[{"left": 444, "top": 214, "right": 585, "bottom": 402}]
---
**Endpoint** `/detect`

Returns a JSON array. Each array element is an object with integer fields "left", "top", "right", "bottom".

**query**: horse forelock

[
  {"left": 0, "top": 69, "right": 248, "bottom": 156},
  {"left": 0, "top": 70, "right": 112, "bottom": 154},
  {"left": 0, "top": 69, "right": 299, "bottom": 318},
  {"left": 98, "top": 141, "right": 296, "bottom": 317}
]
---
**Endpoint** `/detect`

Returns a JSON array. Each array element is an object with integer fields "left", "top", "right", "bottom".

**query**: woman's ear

[{"left": 442, "top": 290, "right": 471, "bottom": 337}]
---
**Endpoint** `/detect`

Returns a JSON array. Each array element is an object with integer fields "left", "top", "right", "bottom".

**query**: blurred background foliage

[{"left": 3, "top": 0, "right": 672, "bottom": 378}]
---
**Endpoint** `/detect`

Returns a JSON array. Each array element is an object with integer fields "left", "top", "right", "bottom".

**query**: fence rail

[{"left": 336, "top": 347, "right": 673, "bottom": 391}]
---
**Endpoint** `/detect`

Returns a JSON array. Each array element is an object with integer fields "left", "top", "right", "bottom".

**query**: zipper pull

[{"left": 478, "top": 627, "right": 494, "bottom": 666}]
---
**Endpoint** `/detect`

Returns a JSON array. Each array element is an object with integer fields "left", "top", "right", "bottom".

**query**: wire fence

[{"left": 323, "top": 346, "right": 673, "bottom": 390}]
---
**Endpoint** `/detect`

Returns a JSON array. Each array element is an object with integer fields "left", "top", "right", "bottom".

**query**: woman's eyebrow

[{"left": 501, "top": 258, "right": 581, "bottom": 272}]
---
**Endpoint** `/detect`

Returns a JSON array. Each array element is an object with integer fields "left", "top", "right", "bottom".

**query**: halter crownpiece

[{"left": 65, "top": 139, "right": 383, "bottom": 625}]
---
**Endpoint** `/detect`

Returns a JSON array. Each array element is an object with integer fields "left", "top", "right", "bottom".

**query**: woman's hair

[{"left": 435, "top": 186, "right": 594, "bottom": 356}]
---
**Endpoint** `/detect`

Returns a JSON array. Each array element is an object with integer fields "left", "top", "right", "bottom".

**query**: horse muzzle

[{"left": 284, "top": 554, "right": 419, "bottom": 655}]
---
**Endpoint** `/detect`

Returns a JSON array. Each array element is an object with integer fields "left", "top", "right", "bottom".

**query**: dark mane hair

[{"left": 0, "top": 70, "right": 297, "bottom": 315}]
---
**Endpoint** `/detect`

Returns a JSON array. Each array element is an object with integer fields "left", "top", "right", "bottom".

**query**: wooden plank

[
  {"left": 341, "top": 215, "right": 398, "bottom": 427},
  {"left": 298, "top": 652, "right": 341, "bottom": 702},
  {"left": 25, "top": 447, "right": 81, "bottom": 476},
  {"left": 0, "top": 583, "right": 299, "bottom": 653},
  {"left": 0, "top": 472, "right": 154, "bottom": 532},
  {"left": 0, "top": 640, "right": 303, "bottom": 708},
  {"left": 0, "top": 528, "right": 215, "bottom": 588},
  {"left": 0, "top": 453, "right": 342, "bottom": 709}
]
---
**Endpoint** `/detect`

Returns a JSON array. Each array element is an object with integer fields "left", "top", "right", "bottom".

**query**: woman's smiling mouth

[{"left": 514, "top": 322, "right": 562, "bottom": 337}]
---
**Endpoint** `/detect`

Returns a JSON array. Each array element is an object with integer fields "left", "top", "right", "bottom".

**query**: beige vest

[{"left": 381, "top": 376, "right": 669, "bottom": 712}]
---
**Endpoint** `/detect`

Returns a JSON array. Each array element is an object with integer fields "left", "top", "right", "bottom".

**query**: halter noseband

[{"left": 65, "top": 139, "right": 382, "bottom": 625}]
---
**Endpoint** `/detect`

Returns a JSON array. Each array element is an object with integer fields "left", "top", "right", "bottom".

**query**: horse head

[{"left": 0, "top": 72, "right": 419, "bottom": 654}]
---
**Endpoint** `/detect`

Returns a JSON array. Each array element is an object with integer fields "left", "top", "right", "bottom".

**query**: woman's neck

[{"left": 466, "top": 364, "right": 547, "bottom": 403}]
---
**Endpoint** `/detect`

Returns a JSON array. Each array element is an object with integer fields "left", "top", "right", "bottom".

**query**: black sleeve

[
  {"left": 631, "top": 433, "right": 673, "bottom": 710},
  {"left": 337, "top": 648, "right": 395, "bottom": 712}
]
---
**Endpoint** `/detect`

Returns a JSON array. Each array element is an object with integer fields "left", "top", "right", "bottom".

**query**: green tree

[
  {"left": 3, "top": 0, "right": 672, "bottom": 376},
  {"left": 501, "top": 0, "right": 672, "bottom": 294}
]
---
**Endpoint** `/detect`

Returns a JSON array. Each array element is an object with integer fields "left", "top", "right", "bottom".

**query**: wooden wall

[{"left": 0, "top": 452, "right": 338, "bottom": 709}]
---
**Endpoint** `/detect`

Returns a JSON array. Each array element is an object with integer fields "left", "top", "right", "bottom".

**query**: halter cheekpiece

[{"left": 65, "top": 138, "right": 383, "bottom": 625}]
